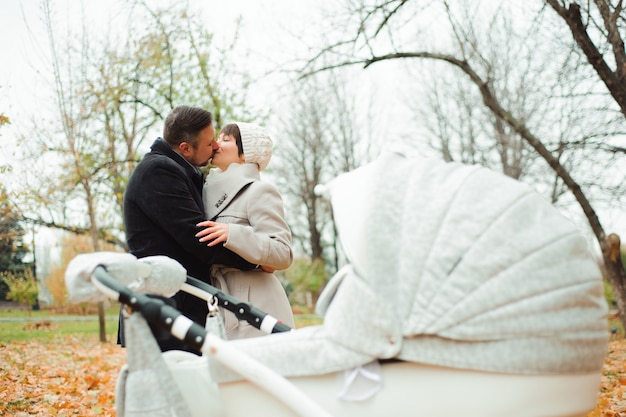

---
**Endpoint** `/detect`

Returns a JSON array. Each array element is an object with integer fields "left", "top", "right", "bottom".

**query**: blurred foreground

[{"left": 0, "top": 334, "right": 623, "bottom": 416}]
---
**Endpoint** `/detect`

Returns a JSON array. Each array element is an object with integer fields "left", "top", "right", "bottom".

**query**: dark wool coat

[{"left": 121, "top": 138, "right": 254, "bottom": 352}]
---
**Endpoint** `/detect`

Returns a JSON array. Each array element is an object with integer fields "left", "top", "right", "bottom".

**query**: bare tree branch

[{"left": 546, "top": 0, "right": 626, "bottom": 117}]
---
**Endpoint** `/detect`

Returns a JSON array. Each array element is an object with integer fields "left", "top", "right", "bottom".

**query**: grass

[
  {"left": 0, "top": 303, "right": 321, "bottom": 344},
  {"left": 1, "top": 303, "right": 616, "bottom": 344},
  {"left": 0, "top": 317, "right": 120, "bottom": 343},
  {"left": 0, "top": 304, "right": 121, "bottom": 343},
  {"left": 0, "top": 304, "right": 122, "bottom": 318}
]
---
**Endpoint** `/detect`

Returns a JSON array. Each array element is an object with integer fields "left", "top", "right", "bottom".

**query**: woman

[{"left": 195, "top": 122, "right": 295, "bottom": 339}]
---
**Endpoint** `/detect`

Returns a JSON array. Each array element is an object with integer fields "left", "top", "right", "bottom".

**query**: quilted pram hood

[{"left": 210, "top": 151, "right": 608, "bottom": 382}]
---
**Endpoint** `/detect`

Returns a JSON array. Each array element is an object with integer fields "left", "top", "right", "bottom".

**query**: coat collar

[
  {"left": 150, "top": 138, "right": 203, "bottom": 183},
  {"left": 203, "top": 163, "right": 259, "bottom": 219}
]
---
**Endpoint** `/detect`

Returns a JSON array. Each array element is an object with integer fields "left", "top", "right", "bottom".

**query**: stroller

[{"left": 66, "top": 151, "right": 608, "bottom": 417}]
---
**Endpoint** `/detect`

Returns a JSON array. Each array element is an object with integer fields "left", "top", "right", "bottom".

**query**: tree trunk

[
  {"left": 98, "top": 301, "right": 107, "bottom": 342},
  {"left": 604, "top": 234, "right": 626, "bottom": 327},
  {"left": 88, "top": 198, "right": 107, "bottom": 343}
]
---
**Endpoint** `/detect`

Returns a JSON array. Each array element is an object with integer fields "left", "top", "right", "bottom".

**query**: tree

[
  {"left": 45, "top": 233, "right": 93, "bottom": 307},
  {"left": 302, "top": 0, "right": 626, "bottom": 325},
  {"left": 19, "top": 1, "right": 258, "bottom": 245},
  {"left": 275, "top": 76, "right": 333, "bottom": 263},
  {"left": 546, "top": 1, "right": 626, "bottom": 119},
  {"left": 15, "top": 0, "right": 257, "bottom": 341},
  {"left": 3, "top": 269, "right": 38, "bottom": 312},
  {"left": 273, "top": 71, "right": 373, "bottom": 274},
  {"left": 281, "top": 258, "right": 328, "bottom": 311},
  {"left": 544, "top": 0, "right": 626, "bottom": 331},
  {"left": 0, "top": 186, "right": 29, "bottom": 276},
  {"left": 406, "top": 8, "right": 551, "bottom": 181},
  {"left": 0, "top": 188, "right": 31, "bottom": 301}
]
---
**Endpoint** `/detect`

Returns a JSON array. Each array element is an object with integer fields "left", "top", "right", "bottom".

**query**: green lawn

[
  {"left": 0, "top": 305, "right": 121, "bottom": 343},
  {"left": 0, "top": 317, "right": 120, "bottom": 343},
  {"left": 2, "top": 302, "right": 615, "bottom": 345},
  {"left": 0, "top": 304, "right": 322, "bottom": 344}
]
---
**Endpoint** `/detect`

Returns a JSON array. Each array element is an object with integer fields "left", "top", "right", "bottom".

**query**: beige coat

[{"left": 203, "top": 163, "right": 295, "bottom": 339}]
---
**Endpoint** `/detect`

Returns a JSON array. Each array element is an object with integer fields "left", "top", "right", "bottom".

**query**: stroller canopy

[{"left": 211, "top": 151, "right": 608, "bottom": 381}]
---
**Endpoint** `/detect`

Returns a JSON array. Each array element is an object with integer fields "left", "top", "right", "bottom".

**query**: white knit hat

[{"left": 235, "top": 122, "right": 272, "bottom": 171}]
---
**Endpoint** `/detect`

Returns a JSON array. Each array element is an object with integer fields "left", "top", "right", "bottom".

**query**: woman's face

[{"left": 211, "top": 133, "right": 244, "bottom": 170}]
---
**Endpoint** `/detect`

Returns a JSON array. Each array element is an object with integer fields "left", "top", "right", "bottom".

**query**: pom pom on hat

[{"left": 235, "top": 122, "right": 273, "bottom": 171}]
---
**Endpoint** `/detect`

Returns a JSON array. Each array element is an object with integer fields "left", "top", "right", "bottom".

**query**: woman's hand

[
  {"left": 195, "top": 220, "right": 229, "bottom": 247},
  {"left": 196, "top": 220, "right": 275, "bottom": 272}
]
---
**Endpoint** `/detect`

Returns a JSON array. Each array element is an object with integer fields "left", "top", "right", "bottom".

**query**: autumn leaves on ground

[
  {"left": 1, "top": 335, "right": 125, "bottom": 417},
  {"left": 1, "top": 334, "right": 625, "bottom": 416}
]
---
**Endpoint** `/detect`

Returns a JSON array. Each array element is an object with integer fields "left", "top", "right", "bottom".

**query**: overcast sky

[
  {"left": 0, "top": 0, "right": 399, "bottom": 155},
  {"left": 1, "top": 0, "right": 624, "bottom": 248},
  {"left": 0, "top": 1, "right": 337, "bottom": 125}
]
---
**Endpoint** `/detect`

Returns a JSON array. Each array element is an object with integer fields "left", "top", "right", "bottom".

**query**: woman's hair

[
  {"left": 220, "top": 123, "right": 244, "bottom": 156},
  {"left": 163, "top": 105, "right": 213, "bottom": 148}
]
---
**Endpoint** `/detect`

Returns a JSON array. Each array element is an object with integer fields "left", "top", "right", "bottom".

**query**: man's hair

[
  {"left": 163, "top": 106, "right": 213, "bottom": 148},
  {"left": 220, "top": 123, "right": 244, "bottom": 156}
]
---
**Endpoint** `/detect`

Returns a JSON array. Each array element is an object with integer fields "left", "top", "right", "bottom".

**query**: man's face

[{"left": 184, "top": 124, "right": 218, "bottom": 167}]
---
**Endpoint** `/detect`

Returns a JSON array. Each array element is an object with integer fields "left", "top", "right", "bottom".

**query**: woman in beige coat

[{"left": 195, "top": 122, "right": 295, "bottom": 340}]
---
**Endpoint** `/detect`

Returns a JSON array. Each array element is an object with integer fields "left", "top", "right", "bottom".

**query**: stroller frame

[
  {"left": 91, "top": 265, "right": 601, "bottom": 417},
  {"left": 93, "top": 265, "right": 334, "bottom": 417},
  {"left": 94, "top": 266, "right": 291, "bottom": 348}
]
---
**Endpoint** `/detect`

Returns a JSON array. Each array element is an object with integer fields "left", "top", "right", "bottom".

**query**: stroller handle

[
  {"left": 92, "top": 265, "right": 210, "bottom": 349},
  {"left": 183, "top": 276, "right": 293, "bottom": 333},
  {"left": 91, "top": 265, "right": 291, "bottom": 340}
]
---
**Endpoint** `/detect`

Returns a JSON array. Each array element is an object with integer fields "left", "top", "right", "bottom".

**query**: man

[{"left": 120, "top": 105, "right": 255, "bottom": 353}]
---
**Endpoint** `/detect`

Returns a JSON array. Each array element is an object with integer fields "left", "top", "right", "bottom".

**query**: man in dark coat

[{"left": 120, "top": 105, "right": 255, "bottom": 353}]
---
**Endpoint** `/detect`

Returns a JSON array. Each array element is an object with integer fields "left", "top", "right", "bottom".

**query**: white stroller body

[
  {"left": 219, "top": 364, "right": 600, "bottom": 417},
  {"left": 66, "top": 151, "right": 608, "bottom": 417},
  {"left": 81, "top": 265, "right": 600, "bottom": 417}
]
